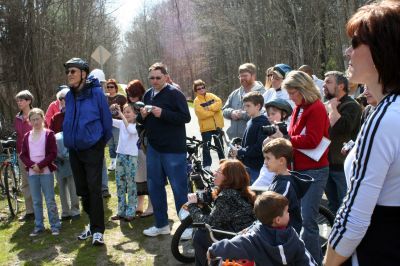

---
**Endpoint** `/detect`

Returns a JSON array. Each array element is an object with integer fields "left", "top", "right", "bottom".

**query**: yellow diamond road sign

[{"left": 91, "top": 45, "right": 111, "bottom": 66}]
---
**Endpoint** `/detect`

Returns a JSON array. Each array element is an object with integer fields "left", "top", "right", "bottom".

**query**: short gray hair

[
  {"left": 56, "top": 88, "right": 70, "bottom": 100},
  {"left": 324, "top": 71, "right": 349, "bottom": 93}
]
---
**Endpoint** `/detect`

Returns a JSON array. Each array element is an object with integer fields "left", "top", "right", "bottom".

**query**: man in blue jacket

[
  {"left": 137, "top": 62, "right": 191, "bottom": 237},
  {"left": 63, "top": 58, "right": 112, "bottom": 246}
]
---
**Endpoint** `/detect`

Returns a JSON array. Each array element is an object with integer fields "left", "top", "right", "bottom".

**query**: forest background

[{"left": 0, "top": 0, "right": 367, "bottom": 133}]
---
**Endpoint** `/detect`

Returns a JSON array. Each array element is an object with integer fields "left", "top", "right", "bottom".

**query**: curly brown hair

[{"left": 213, "top": 159, "right": 256, "bottom": 204}]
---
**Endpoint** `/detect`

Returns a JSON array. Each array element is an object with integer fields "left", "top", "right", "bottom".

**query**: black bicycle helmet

[
  {"left": 64, "top": 58, "right": 89, "bottom": 73},
  {"left": 265, "top": 98, "right": 293, "bottom": 118}
]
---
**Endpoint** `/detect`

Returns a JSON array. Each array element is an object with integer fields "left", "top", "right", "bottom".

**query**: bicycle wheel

[
  {"left": 171, "top": 216, "right": 195, "bottom": 263},
  {"left": 3, "top": 164, "right": 18, "bottom": 217},
  {"left": 318, "top": 205, "right": 335, "bottom": 253},
  {"left": 0, "top": 166, "right": 9, "bottom": 218}
]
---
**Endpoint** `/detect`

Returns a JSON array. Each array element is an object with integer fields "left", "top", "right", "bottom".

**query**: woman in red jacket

[{"left": 283, "top": 70, "right": 330, "bottom": 265}]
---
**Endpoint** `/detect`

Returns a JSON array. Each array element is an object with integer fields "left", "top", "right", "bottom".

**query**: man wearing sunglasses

[
  {"left": 62, "top": 57, "right": 112, "bottom": 246},
  {"left": 137, "top": 62, "right": 191, "bottom": 237}
]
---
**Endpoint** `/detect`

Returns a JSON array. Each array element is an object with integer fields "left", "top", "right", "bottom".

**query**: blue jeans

[
  {"left": 325, "top": 170, "right": 347, "bottom": 214},
  {"left": 201, "top": 130, "right": 224, "bottom": 167},
  {"left": 299, "top": 167, "right": 328, "bottom": 265},
  {"left": 107, "top": 127, "right": 119, "bottom": 159},
  {"left": 246, "top": 167, "right": 260, "bottom": 185},
  {"left": 101, "top": 157, "right": 108, "bottom": 191},
  {"left": 146, "top": 144, "right": 188, "bottom": 228},
  {"left": 28, "top": 174, "right": 61, "bottom": 231}
]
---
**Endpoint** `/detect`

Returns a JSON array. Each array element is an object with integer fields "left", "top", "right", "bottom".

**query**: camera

[
  {"left": 342, "top": 140, "right": 355, "bottom": 152},
  {"left": 110, "top": 105, "right": 119, "bottom": 116},
  {"left": 200, "top": 99, "right": 215, "bottom": 107},
  {"left": 196, "top": 189, "right": 213, "bottom": 205},
  {"left": 262, "top": 122, "right": 288, "bottom": 136},
  {"left": 132, "top": 101, "right": 153, "bottom": 113}
]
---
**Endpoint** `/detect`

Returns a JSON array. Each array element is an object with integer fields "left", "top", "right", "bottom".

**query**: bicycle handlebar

[{"left": 192, "top": 222, "right": 237, "bottom": 243}]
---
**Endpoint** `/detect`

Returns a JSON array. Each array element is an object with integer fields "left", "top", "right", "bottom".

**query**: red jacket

[
  {"left": 288, "top": 99, "right": 329, "bottom": 171},
  {"left": 45, "top": 100, "right": 61, "bottom": 127},
  {"left": 14, "top": 113, "right": 32, "bottom": 154},
  {"left": 19, "top": 129, "right": 57, "bottom": 172},
  {"left": 49, "top": 111, "right": 65, "bottom": 134}
]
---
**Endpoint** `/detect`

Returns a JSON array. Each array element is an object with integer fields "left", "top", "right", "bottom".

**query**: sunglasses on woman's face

[
  {"left": 107, "top": 85, "right": 115, "bottom": 89},
  {"left": 196, "top": 86, "right": 206, "bottom": 91},
  {"left": 59, "top": 97, "right": 65, "bottom": 101}
]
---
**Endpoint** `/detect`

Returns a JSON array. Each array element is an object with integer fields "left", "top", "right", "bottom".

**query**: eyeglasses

[
  {"left": 196, "top": 86, "right": 206, "bottom": 91},
  {"left": 107, "top": 85, "right": 115, "bottom": 89},
  {"left": 65, "top": 69, "right": 77, "bottom": 75},
  {"left": 149, "top": 76, "right": 162, "bottom": 80},
  {"left": 59, "top": 97, "right": 65, "bottom": 101}
]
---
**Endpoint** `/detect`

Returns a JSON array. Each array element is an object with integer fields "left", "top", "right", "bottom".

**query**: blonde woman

[{"left": 283, "top": 70, "right": 330, "bottom": 265}]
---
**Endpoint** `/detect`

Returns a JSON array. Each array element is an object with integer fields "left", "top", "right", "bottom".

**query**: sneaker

[
  {"left": 111, "top": 215, "right": 124, "bottom": 221},
  {"left": 77, "top": 225, "right": 92, "bottom": 240},
  {"left": 92, "top": 232, "right": 104, "bottom": 246},
  {"left": 143, "top": 225, "right": 171, "bottom": 237},
  {"left": 180, "top": 228, "right": 193, "bottom": 240},
  {"left": 52, "top": 228, "right": 60, "bottom": 236},
  {"left": 29, "top": 228, "right": 44, "bottom": 237},
  {"left": 19, "top": 213, "right": 35, "bottom": 222}
]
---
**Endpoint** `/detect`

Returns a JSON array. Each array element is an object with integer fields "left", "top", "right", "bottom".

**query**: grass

[{"left": 0, "top": 151, "right": 187, "bottom": 266}]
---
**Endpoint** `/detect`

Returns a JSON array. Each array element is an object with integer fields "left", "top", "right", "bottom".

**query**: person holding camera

[
  {"left": 138, "top": 62, "right": 191, "bottom": 237},
  {"left": 187, "top": 159, "right": 256, "bottom": 266},
  {"left": 252, "top": 98, "right": 292, "bottom": 187},
  {"left": 106, "top": 79, "right": 127, "bottom": 171},
  {"left": 193, "top": 79, "right": 224, "bottom": 171},
  {"left": 230, "top": 92, "right": 269, "bottom": 184}
]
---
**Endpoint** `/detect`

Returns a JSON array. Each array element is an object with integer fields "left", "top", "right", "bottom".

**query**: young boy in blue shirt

[
  {"left": 232, "top": 92, "right": 269, "bottom": 184},
  {"left": 207, "top": 191, "right": 317, "bottom": 266},
  {"left": 263, "top": 138, "right": 313, "bottom": 233}
]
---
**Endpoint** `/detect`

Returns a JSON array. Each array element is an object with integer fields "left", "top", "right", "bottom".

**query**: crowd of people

[{"left": 6, "top": 0, "right": 400, "bottom": 265}]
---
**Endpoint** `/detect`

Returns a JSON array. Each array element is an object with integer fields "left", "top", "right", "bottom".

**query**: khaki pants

[{"left": 18, "top": 157, "right": 34, "bottom": 214}]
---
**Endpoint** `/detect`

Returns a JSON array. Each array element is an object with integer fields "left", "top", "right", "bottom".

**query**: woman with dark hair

[
  {"left": 187, "top": 159, "right": 256, "bottom": 266},
  {"left": 282, "top": 70, "right": 330, "bottom": 265},
  {"left": 325, "top": 1, "right": 400, "bottom": 265},
  {"left": 125, "top": 80, "right": 153, "bottom": 218},
  {"left": 106, "top": 79, "right": 127, "bottom": 171}
]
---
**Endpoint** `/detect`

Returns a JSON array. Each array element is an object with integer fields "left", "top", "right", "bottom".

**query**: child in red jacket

[{"left": 20, "top": 108, "right": 61, "bottom": 237}]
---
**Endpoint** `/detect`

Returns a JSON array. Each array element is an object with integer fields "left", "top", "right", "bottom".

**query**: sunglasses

[
  {"left": 65, "top": 69, "right": 77, "bottom": 75},
  {"left": 149, "top": 76, "right": 162, "bottom": 80},
  {"left": 351, "top": 35, "right": 363, "bottom": 49},
  {"left": 196, "top": 86, "right": 206, "bottom": 91},
  {"left": 59, "top": 97, "right": 65, "bottom": 101},
  {"left": 107, "top": 85, "right": 115, "bottom": 89}
]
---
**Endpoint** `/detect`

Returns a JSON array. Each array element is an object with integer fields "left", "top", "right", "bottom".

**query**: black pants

[
  {"left": 69, "top": 140, "right": 105, "bottom": 234},
  {"left": 193, "top": 228, "right": 213, "bottom": 266}
]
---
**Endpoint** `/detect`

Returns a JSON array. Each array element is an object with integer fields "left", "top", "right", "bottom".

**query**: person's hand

[
  {"left": 140, "top": 107, "right": 149, "bottom": 119},
  {"left": 115, "top": 104, "right": 123, "bottom": 118},
  {"left": 187, "top": 193, "right": 198, "bottom": 204},
  {"left": 329, "top": 98, "right": 340, "bottom": 110},
  {"left": 32, "top": 164, "right": 42, "bottom": 173},
  {"left": 204, "top": 106, "right": 210, "bottom": 111},
  {"left": 231, "top": 110, "right": 239, "bottom": 120},
  {"left": 151, "top": 106, "right": 162, "bottom": 118}
]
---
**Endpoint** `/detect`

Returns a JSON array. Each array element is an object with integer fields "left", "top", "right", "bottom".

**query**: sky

[{"left": 107, "top": 0, "right": 143, "bottom": 34}]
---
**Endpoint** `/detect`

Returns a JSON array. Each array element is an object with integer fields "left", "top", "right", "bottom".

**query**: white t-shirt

[{"left": 112, "top": 119, "right": 138, "bottom": 156}]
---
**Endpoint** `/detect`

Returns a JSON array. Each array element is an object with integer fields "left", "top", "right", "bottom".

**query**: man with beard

[
  {"left": 323, "top": 71, "right": 361, "bottom": 214},
  {"left": 223, "top": 63, "right": 265, "bottom": 139}
]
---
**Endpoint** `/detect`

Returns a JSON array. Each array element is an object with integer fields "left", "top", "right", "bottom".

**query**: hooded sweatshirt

[
  {"left": 208, "top": 222, "right": 317, "bottom": 266},
  {"left": 268, "top": 171, "right": 313, "bottom": 233},
  {"left": 237, "top": 114, "right": 269, "bottom": 170}
]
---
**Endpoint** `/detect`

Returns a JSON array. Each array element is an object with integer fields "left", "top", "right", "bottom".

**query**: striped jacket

[{"left": 329, "top": 94, "right": 400, "bottom": 257}]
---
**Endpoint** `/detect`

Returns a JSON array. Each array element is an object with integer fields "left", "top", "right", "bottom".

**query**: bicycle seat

[{"left": 0, "top": 139, "right": 16, "bottom": 149}]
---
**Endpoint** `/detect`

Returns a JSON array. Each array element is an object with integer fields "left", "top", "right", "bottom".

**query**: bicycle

[{"left": 0, "top": 134, "right": 21, "bottom": 217}]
